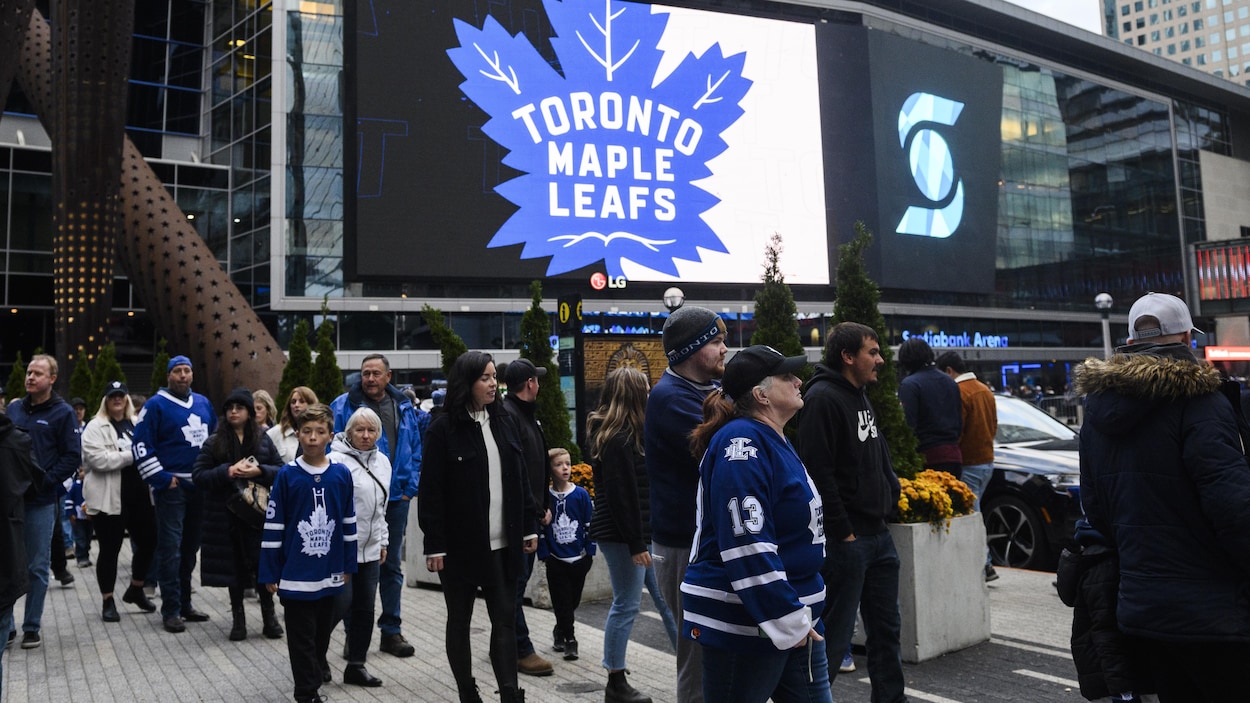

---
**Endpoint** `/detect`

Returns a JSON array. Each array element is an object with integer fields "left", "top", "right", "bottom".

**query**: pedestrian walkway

[{"left": 1, "top": 549, "right": 1066, "bottom": 703}]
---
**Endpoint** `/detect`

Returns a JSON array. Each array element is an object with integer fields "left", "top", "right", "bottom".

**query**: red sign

[
  {"left": 1205, "top": 346, "right": 1250, "bottom": 361},
  {"left": 589, "top": 272, "right": 607, "bottom": 290}
]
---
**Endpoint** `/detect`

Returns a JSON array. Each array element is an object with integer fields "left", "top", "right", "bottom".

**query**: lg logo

[{"left": 896, "top": 92, "right": 965, "bottom": 239}]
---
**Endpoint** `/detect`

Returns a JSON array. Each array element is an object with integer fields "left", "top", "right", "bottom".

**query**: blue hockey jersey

[
  {"left": 539, "top": 484, "right": 595, "bottom": 563},
  {"left": 259, "top": 457, "right": 358, "bottom": 600},
  {"left": 681, "top": 417, "right": 826, "bottom": 652},
  {"left": 133, "top": 389, "right": 217, "bottom": 488}
]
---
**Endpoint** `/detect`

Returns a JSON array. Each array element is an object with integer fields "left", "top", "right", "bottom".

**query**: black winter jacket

[
  {"left": 418, "top": 403, "right": 539, "bottom": 586},
  {"left": 795, "top": 365, "right": 899, "bottom": 541},
  {"left": 1062, "top": 522, "right": 1151, "bottom": 700},
  {"left": 1074, "top": 342, "right": 1250, "bottom": 643},
  {"left": 0, "top": 415, "right": 42, "bottom": 610},
  {"left": 502, "top": 394, "right": 548, "bottom": 522},
  {"left": 898, "top": 366, "right": 963, "bottom": 454},
  {"left": 588, "top": 432, "right": 650, "bottom": 554},
  {"left": 191, "top": 430, "right": 282, "bottom": 587}
]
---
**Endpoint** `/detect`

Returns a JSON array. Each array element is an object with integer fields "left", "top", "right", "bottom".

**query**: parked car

[{"left": 981, "top": 395, "right": 1082, "bottom": 571}]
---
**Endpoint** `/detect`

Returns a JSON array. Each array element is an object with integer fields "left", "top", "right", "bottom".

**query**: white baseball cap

[{"left": 1127, "top": 292, "right": 1203, "bottom": 340}]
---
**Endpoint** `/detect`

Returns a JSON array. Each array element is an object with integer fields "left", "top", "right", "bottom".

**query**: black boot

[
  {"left": 605, "top": 670, "right": 652, "bottom": 703},
  {"left": 552, "top": 627, "right": 565, "bottom": 652},
  {"left": 102, "top": 597, "right": 120, "bottom": 623},
  {"left": 122, "top": 584, "right": 156, "bottom": 613},
  {"left": 260, "top": 600, "right": 284, "bottom": 639},
  {"left": 458, "top": 679, "right": 484, "bottom": 703},
  {"left": 499, "top": 686, "right": 526, "bottom": 703},
  {"left": 229, "top": 606, "right": 247, "bottom": 641},
  {"left": 564, "top": 638, "right": 579, "bottom": 661}
]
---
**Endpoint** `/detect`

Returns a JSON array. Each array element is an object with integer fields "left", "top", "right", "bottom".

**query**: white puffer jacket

[
  {"left": 329, "top": 433, "right": 391, "bottom": 563},
  {"left": 81, "top": 414, "right": 135, "bottom": 516}
]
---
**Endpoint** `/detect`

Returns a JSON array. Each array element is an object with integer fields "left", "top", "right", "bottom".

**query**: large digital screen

[{"left": 346, "top": 0, "right": 828, "bottom": 284}]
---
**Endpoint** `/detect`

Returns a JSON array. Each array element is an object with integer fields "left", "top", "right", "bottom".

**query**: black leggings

[
  {"left": 440, "top": 549, "right": 518, "bottom": 695},
  {"left": 93, "top": 468, "right": 157, "bottom": 596}
]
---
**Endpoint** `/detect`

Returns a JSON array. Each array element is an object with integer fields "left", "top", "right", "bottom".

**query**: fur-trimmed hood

[{"left": 1073, "top": 343, "right": 1222, "bottom": 434}]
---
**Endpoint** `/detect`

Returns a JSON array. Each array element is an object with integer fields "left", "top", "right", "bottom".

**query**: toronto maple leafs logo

[
  {"left": 724, "top": 437, "right": 758, "bottom": 462},
  {"left": 182, "top": 414, "right": 209, "bottom": 449},
  {"left": 298, "top": 487, "right": 336, "bottom": 558},
  {"left": 448, "top": 0, "right": 753, "bottom": 277}
]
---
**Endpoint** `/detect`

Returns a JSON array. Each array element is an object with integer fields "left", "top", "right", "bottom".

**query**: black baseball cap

[
  {"left": 503, "top": 358, "right": 548, "bottom": 388},
  {"left": 722, "top": 345, "right": 808, "bottom": 400},
  {"left": 103, "top": 381, "right": 130, "bottom": 398}
]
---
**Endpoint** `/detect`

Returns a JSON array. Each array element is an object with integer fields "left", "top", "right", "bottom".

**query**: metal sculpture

[{"left": 7, "top": 6, "right": 287, "bottom": 401}]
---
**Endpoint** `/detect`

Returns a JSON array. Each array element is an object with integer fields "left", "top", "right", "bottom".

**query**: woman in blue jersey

[{"left": 683, "top": 345, "right": 830, "bottom": 703}]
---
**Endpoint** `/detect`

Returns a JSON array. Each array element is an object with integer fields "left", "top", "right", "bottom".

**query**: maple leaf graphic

[
  {"left": 448, "top": 0, "right": 752, "bottom": 277},
  {"left": 298, "top": 504, "right": 335, "bottom": 558},
  {"left": 181, "top": 413, "right": 209, "bottom": 449}
]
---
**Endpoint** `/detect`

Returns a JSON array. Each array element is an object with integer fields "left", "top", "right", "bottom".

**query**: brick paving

[{"left": 2, "top": 541, "right": 1071, "bottom": 703}]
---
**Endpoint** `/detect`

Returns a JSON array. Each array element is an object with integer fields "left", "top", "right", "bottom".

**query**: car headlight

[{"left": 1043, "top": 472, "right": 1080, "bottom": 490}]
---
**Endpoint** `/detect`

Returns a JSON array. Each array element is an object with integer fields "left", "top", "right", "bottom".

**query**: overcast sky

[{"left": 1004, "top": 0, "right": 1104, "bottom": 34}]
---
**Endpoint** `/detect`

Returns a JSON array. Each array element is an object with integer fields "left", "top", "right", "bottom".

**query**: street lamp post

[
  {"left": 1095, "top": 293, "right": 1114, "bottom": 359},
  {"left": 663, "top": 287, "right": 685, "bottom": 313}
]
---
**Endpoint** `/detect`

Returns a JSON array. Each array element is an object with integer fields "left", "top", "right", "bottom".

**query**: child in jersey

[
  {"left": 539, "top": 447, "right": 595, "bottom": 661},
  {"left": 260, "top": 404, "right": 357, "bottom": 703}
]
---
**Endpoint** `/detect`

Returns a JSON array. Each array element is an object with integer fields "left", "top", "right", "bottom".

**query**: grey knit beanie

[{"left": 663, "top": 306, "right": 726, "bottom": 366}]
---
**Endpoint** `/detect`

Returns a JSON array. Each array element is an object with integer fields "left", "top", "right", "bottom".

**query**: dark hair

[
  {"left": 688, "top": 383, "right": 771, "bottom": 460},
  {"left": 445, "top": 351, "right": 495, "bottom": 417},
  {"left": 825, "top": 322, "right": 878, "bottom": 371},
  {"left": 211, "top": 407, "right": 261, "bottom": 461},
  {"left": 361, "top": 353, "right": 391, "bottom": 371},
  {"left": 897, "top": 338, "right": 935, "bottom": 374},
  {"left": 934, "top": 351, "right": 966, "bottom": 374},
  {"left": 586, "top": 367, "right": 649, "bottom": 461}
]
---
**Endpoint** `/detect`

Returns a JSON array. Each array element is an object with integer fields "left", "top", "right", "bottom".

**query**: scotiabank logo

[
  {"left": 896, "top": 92, "right": 965, "bottom": 239},
  {"left": 590, "top": 272, "right": 627, "bottom": 290}
]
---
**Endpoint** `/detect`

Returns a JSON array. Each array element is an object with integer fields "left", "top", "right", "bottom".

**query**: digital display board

[{"left": 346, "top": 0, "right": 828, "bottom": 284}]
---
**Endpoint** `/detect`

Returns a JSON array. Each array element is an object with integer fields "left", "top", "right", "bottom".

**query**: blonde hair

[
  {"left": 252, "top": 389, "right": 278, "bottom": 426},
  {"left": 586, "top": 367, "right": 649, "bottom": 461},
  {"left": 547, "top": 447, "right": 570, "bottom": 467}
]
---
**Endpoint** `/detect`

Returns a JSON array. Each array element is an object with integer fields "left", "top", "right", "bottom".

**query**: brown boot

[{"left": 517, "top": 652, "right": 553, "bottom": 676}]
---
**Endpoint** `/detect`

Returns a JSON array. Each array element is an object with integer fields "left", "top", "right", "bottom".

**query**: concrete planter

[
  {"left": 887, "top": 513, "right": 991, "bottom": 663},
  {"left": 404, "top": 514, "right": 614, "bottom": 606}
]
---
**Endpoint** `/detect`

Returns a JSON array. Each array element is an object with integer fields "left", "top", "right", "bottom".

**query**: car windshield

[{"left": 996, "top": 396, "right": 1078, "bottom": 444}]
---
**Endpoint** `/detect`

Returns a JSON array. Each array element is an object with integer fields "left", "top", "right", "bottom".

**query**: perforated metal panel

[{"left": 11, "top": 8, "right": 287, "bottom": 402}]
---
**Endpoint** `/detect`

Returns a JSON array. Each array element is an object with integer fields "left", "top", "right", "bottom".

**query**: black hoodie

[{"left": 795, "top": 364, "right": 900, "bottom": 541}]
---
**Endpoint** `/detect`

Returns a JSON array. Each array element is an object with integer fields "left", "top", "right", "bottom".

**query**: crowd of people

[{"left": 2, "top": 292, "right": 1245, "bottom": 703}]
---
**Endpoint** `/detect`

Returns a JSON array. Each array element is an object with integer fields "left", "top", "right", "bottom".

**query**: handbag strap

[{"left": 346, "top": 454, "right": 389, "bottom": 503}]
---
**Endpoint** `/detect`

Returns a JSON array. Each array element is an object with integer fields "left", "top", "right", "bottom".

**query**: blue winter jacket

[
  {"left": 8, "top": 392, "right": 80, "bottom": 507},
  {"left": 1074, "top": 342, "right": 1250, "bottom": 643},
  {"left": 331, "top": 383, "right": 422, "bottom": 500}
]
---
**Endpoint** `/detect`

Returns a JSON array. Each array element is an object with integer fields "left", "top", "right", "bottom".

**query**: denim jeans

[
  {"left": 72, "top": 517, "right": 93, "bottom": 563},
  {"left": 960, "top": 463, "right": 994, "bottom": 566},
  {"left": 0, "top": 604, "right": 12, "bottom": 692},
  {"left": 377, "top": 499, "right": 409, "bottom": 636},
  {"left": 152, "top": 482, "right": 204, "bottom": 619},
  {"left": 701, "top": 638, "right": 832, "bottom": 703},
  {"left": 600, "top": 541, "right": 645, "bottom": 671},
  {"left": 22, "top": 502, "right": 56, "bottom": 633},
  {"left": 822, "top": 531, "right": 907, "bottom": 703},
  {"left": 960, "top": 463, "right": 993, "bottom": 511},
  {"left": 514, "top": 550, "right": 536, "bottom": 656},
  {"left": 335, "top": 560, "right": 381, "bottom": 664}
]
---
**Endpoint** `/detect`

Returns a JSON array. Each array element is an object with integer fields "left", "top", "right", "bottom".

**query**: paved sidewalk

[{"left": 1, "top": 549, "right": 1064, "bottom": 703}]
